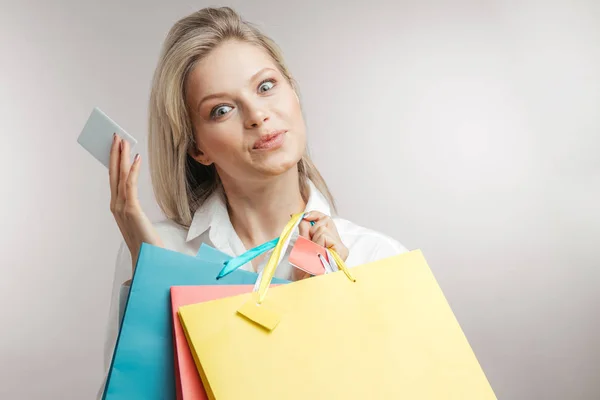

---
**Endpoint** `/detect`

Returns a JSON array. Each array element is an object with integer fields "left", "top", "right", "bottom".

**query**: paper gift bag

[
  {"left": 173, "top": 240, "right": 295, "bottom": 399},
  {"left": 178, "top": 213, "right": 497, "bottom": 399},
  {"left": 170, "top": 284, "right": 280, "bottom": 400},
  {"left": 172, "top": 243, "right": 235, "bottom": 400},
  {"left": 172, "top": 244, "right": 232, "bottom": 400},
  {"left": 102, "top": 243, "right": 287, "bottom": 400},
  {"left": 195, "top": 243, "right": 234, "bottom": 263}
]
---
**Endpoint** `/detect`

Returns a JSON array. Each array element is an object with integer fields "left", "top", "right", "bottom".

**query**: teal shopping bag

[
  {"left": 102, "top": 243, "right": 288, "bottom": 400},
  {"left": 195, "top": 242, "right": 234, "bottom": 263}
]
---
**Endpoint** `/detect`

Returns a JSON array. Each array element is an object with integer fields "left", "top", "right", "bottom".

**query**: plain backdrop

[{"left": 1, "top": 0, "right": 599, "bottom": 399}]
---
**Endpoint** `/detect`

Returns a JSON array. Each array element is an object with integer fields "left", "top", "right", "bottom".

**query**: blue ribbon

[
  {"left": 216, "top": 237, "right": 279, "bottom": 279},
  {"left": 216, "top": 219, "right": 315, "bottom": 279}
]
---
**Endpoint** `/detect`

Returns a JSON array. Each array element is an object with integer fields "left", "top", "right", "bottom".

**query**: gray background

[{"left": 1, "top": 0, "right": 599, "bottom": 399}]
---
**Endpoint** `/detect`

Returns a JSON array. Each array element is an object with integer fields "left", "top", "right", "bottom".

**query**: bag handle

[
  {"left": 217, "top": 212, "right": 331, "bottom": 280},
  {"left": 216, "top": 237, "right": 279, "bottom": 279},
  {"left": 216, "top": 213, "right": 318, "bottom": 279},
  {"left": 216, "top": 212, "right": 307, "bottom": 280},
  {"left": 255, "top": 213, "right": 356, "bottom": 305},
  {"left": 236, "top": 213, "right": 356, "bottom": 331}
]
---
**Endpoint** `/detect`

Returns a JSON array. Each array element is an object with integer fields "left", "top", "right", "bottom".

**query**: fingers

[
  {"left": 311, "top": 225, "right": 331, "bottom": 249},
  {"left": 299, "top": 211, "right": 326, "bottom": 237},
  {"left": 118, "top": 139, "right": 131, "bottom": 204},
  {"left": 109, "top": 134, "right": 121, "bottom": 210},
  {"left": 308, "top": 219, "right": 329, "bottom": 238},
  {"left": 302, "top": 211, "right": 334, "bottom": 245},
  {"left": 302, "top": 211, "right": 349, "bottom": 262},
  {"left": 126, "top": 153, "right": 141, "bottom": 208},
  {"left": 298, "top": 219, "right": 310, "bottom": 238},
  {"left": 304, "top": 211, "right": 332, "bottom": 237},
  {"left": 302, "top": 211, "right": 327, "bottom": 223}
]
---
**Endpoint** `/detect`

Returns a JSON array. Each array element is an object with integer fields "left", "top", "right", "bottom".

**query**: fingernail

[
  {"left": 134, "top": 153, "right": 140, "bottom": 162},
  {"left": 113, "top": 133, "right": 116, "bottom": 141}
]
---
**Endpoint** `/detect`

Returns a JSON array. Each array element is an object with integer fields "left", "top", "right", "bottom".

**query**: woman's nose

[{"left": 244, "top": 103, "right": 270, "bottom": 129}]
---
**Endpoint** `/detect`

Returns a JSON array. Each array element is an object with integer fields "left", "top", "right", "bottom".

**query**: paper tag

[
  {"left": 289, "top": 236, "right": 328, "bottom": 276},
  {"left": 237, "top": 297, "right": 281, "bottom": 331}
]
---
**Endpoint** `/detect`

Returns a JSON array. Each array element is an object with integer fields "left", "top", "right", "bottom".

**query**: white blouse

[{"left": 97, "top": 181, "right": 408, "bottom": 398}]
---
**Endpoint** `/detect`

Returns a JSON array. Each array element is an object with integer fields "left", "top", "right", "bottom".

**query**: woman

[{"left": 100, "top": 6, "right": 407, "bottom": 397}]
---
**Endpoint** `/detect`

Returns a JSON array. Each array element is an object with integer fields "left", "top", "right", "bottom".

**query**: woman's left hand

[{"left": 299, "top": 211, "right": 349, "bottom": 262}]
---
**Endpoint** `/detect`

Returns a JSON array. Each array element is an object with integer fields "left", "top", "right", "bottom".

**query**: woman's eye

[
  {"left": 210, "top": 105, "right": 233, "bottom": 119},
  {"left": 258, "top": 79, "right": 275, "bottom": 93}
]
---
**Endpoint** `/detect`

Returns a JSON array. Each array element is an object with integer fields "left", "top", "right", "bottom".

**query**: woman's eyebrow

[
  {"left": 196, "top": 92, "right": 228, "bottom": 111},
  {"left": 196, "top": 67, "right": 277, "bottom": 111},
  {"left": 249, "top": 67, "right": 276, "bottom": 82}
]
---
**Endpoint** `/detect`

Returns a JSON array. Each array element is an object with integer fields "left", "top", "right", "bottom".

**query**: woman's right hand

[{"left": 110, "top": 134, "right": 163, "bottom": 271}]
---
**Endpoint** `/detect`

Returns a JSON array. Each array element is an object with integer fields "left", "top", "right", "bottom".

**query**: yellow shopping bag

[{"left": 178, "top": 213, "right": 496, "bottom": 399}]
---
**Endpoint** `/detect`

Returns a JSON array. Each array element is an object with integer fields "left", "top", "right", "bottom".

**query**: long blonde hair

[{"left": 148, "top": 6, "right": 335, "bottom": 227}]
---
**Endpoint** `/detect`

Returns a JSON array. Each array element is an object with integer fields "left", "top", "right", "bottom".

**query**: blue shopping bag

[
  {"left": 195, "top": 242, "right": 234, "bottom": 263},
  {"left": 102, "top": 243, "right": 288, "bottom": 400}
]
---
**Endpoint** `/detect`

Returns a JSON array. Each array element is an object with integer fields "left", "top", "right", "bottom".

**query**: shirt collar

[{"left": 185, "top": 180, "right": 332, "bottom": 243}]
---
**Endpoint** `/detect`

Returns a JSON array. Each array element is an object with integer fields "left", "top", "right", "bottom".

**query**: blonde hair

[{"left": 148, "top": 6, "right": 336, "bottom": 227}]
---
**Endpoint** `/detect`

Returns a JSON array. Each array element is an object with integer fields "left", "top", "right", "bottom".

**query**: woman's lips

[{"left": 252, "top": 130, "right": 286, "bottom": 150}]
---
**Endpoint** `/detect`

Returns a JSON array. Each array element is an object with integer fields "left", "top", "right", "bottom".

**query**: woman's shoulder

[{"left": 332, "top": 216, "right": 410, "bottom": 267}]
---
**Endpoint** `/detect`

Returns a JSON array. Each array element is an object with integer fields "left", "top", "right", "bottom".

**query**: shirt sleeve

[
  {"left": 373, "top": 235, "right": 410, "bottom": 260},
  {"left": 344, "top": 232, "right": 410, "bottom": 268}
]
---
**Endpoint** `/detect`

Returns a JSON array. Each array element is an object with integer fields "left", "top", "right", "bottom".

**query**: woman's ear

[{"left": 187, "top": 145, "right": 213, "bottom": 166}]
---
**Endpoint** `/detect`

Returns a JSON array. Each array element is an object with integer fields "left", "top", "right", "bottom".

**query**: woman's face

[{"left": 186, "top": 40, "right": 306, "bottom": 184}]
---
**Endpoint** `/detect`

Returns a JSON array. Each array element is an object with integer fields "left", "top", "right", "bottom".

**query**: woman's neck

[{"left": 221, "top": 168, "right": 307, "bottom": 250}]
